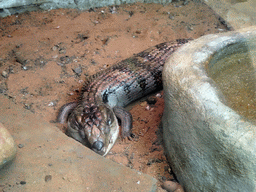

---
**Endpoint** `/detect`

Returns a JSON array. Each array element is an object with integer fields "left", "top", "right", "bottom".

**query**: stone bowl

[{"left": 162, "top": 26, "right": 256, "bottom": 192}]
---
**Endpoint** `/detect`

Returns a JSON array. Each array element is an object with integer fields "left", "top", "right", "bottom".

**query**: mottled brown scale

[{"left": 58, "top": 39, "right": 191, "bottom": 156}]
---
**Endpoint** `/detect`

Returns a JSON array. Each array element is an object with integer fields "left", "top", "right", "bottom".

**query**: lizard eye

[{"left": 76, "top": 115, "right": 82, "bottom": 124}]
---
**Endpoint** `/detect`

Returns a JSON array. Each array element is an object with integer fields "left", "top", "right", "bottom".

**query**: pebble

[
  {"left": 48, "top": 101, "right": 57, "bottom": 107},
  {"left": 73, "top": 67, "right": 82, "bottom": 76},
  {"left": 18, "top": 144, "right": 24, "bottom": 148},
  {"left": 20, "top": 181, "right": 26, "bottom": 185},
  {"left": 2, "top": 71, "right": 8, "bottom": 78},
  {"left": 22, "top": 66, "right": 28, "bottom": 71},
  {"left": 59, "top": 49, "right": 66, "bottom": 54},
  {"left": 156, "top": 93, "right": 162, "bottom": 98},
  {"left": 52, "top": 45, "right": 58, "bottom": 51},
  {"left": 162, "top": 180, "right": 185, "bottom": 192},
  {"left": 169, "top": 15, "right": 175, "bottom": 20},
  {"left": 146, "top": 97, "right": 157, "bottom": 105},
  {"left": 45, "top": 175, "right": 52, "bottom": 182},
  {"left": 0, "top": 122, "right": 17, "bottom": 169}
]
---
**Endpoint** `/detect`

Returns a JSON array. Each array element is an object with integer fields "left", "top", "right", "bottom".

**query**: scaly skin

[{"left": 58, "top": 39, "right": 190, "bottom": 156}]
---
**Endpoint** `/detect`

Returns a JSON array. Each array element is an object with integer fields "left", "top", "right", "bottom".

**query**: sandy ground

[{"left": 0, "top": 1, "right": 229, "bottom": 190}]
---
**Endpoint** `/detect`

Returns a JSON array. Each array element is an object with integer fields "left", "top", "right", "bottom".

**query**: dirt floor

[{"left": 0, "top": 1, "right": 230, "bottom": 190}]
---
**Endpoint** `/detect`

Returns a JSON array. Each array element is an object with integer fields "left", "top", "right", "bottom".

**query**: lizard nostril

[{"left": 92, "top": 141, "right": 104, "bottom": 151}]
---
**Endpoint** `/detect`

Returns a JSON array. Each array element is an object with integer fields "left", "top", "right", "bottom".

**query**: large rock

[
  {"left": 162, "top": 26, "right": 256, "bottom": 191},
  {"left": 0, "top": 122, "right": 16, "bottom": 169},
  {"left": 0, "top": 0, "right": 173, "bottom": 17}
]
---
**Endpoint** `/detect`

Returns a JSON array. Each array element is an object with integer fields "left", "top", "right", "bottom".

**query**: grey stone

[
  {"left": 73, "top": 66, "right": 82, "bottom": 76},
  {"left": 1, "top": 70, "right": 8, "bottom": 78},
  {"left": 162, "top": 26, "right": 256, "bottom": 191},
  {"left": 0, "top": 0, "right": 173, "bottom": 17},
  {"left": 0, "top": 122, "right": 16, "bottom": 169}
]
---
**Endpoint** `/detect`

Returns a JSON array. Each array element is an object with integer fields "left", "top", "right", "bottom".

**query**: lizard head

[{"left": 66, "top": 103, "right": 119, "bottom": 156}]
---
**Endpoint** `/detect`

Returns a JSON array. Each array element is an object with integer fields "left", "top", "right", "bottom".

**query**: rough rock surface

[
  {"left": 162, "top": 26, "right": 256, "bottom": 191},
  {"left": 0, "top": 0, "right": 173, "bottom": 17},
  {"left": 0, "top": 122, "right": 16, "bottom": 169}
]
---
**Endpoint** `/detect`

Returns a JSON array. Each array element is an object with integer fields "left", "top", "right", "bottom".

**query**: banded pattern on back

[{"left": 80, "top": 39, "right": 190, "bottom": 108}]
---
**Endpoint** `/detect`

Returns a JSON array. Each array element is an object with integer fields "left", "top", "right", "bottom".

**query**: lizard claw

[{"left": 122, "top": 132, "right": 137, "bottom": 142}]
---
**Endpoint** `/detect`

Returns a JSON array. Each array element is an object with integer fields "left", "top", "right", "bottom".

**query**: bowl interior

[{"left": 207, "top": 37, "right": 256, "bottom": 123}]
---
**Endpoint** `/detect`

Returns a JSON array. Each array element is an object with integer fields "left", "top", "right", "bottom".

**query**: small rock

[
  {"left": 169, "top": 15, "right": 175, "bottom": 20},
  {"left": 24, "top": 103, "right": 32, "bottom": 110},
  {"left": 20, "top": 181, "right": 26, "bottom": 185},
  {"left": 162, "top": 181, "right": 179, "bottom": 192},
  {"left": 0, "top": 87, "right": 6, "bottom": 94},
  {"left": 59, "top": 56, "right": 70, "bottom": 64},
  {"left": 22, "top": 66, "right": 29, "bottom": 71},
  {"left": 2, "top": 71, "right": 8, "bottom": 78},
  {"left": 8, "top": 66, "right": 14, "bottom": 74},
  {"left": 72, "top": 66, "right": 82, "bottom": 76},
  {"left": 48, "top": 100, "right": 57, "bottom": 107},
  {"left": 20, "top": 87, "right": 29, "bottom": 95},
  {"left": 0, "top": 122, "right": 17, "bottom": 169},
  {"left": 76, "top": 33, "right": 89, "bottom": 42},
  {"left": 156, "top": 93, "right": 162, "bottom": 98},
  {"left": 109, "top": 6, "right": 117, "bottom": 14},
  {"left": 15, "top": 55, "right": 27, "bottom": 65},
  {"left": 18, "top": 144, "right": 24, "bottom": 148},
  {"left": 34, "top": 57, "right": 47, "bottom": 68},
  {"left": 187, "top": 25, "right": 193, "bottom": 31},
  {"left": 16, "top": 44, "right": 22, "bottom": 48},
  {"left": 59, "top": 49, "right": 66, "bottom": 54},
  {"left": 146, "top": 97, "right": 157, "bottom": 105},
  {"left": 91, "top": 59, "right": 97, "bottom": 65},
  {"left": 146, "top": 159, "right": 154, "bottom": 166},
  {"left": 52, "top": 55, "right": 58, "bottom": 59},
  {"left": 45, "top": 175, "right": 52, "bottom": 182},
  {"left": 52, "top": 45, "right": 58, "bottom": 51}
]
